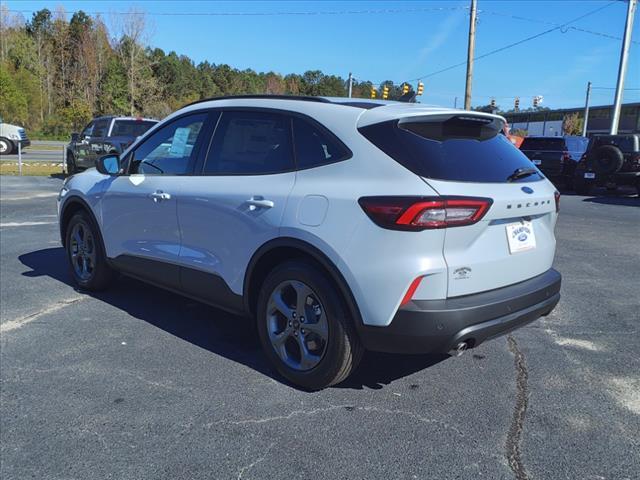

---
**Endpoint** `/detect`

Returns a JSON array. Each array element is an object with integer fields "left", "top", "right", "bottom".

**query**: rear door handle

[
  {"left": 246, "top": 197, "right": 274, "bottom": 210},
  {"left": 150, "top": 191, "right": 171, "bottom": 203}
]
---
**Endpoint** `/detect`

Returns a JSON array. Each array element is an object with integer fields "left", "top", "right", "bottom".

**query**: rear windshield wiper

[{"left": 507, "top": 167, "right": 538, "bottom": 182}]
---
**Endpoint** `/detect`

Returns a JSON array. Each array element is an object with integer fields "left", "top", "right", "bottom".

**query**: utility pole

[
  {"left": 610, "top": 0, "right": 636, "bottom": 134},
  {"left": 582, "top": 81, "right": 591, "bottom": 137},
  {"left": 348, "top": 72, "right": 353, "bottom": 98},
  {"left": 464, "top": 0, "right": 478, "bottom": 110}
]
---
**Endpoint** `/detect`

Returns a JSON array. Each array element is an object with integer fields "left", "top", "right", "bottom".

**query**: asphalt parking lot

[{"left": 1, "top": 176, "right": 639, "bottom": 480}]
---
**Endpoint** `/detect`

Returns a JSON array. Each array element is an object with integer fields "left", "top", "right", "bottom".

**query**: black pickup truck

[
  {"left": 519, "top": 136, "right": 589, "bottom": 189},
  {"left": 66, "top": 116, "right": 158, "bottom": 173}
]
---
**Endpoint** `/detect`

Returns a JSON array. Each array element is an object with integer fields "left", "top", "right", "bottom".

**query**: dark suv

[
  {"left": 66, "top": 116, "right": 157, "bottom": 173},
  {"left": 573, "top": 134, "right": 640, "bottom": 195},
  {"left": 519, "top": 136, "right": 588, "bottom": 189}
]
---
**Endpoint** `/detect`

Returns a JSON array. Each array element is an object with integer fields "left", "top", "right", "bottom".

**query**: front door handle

[
  {"left": 246, "top": 197, "right": 274, "bottom": 210},
  {"left": 150, "top": 191, "right": 171, "bottom": 203}
]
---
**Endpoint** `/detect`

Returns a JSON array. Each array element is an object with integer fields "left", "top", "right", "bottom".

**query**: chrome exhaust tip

[{"left": 450, "top": 342, "right": 468, "bottom": 357}]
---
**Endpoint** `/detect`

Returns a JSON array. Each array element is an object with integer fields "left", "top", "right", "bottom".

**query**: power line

[
  {"left": 7, "top": 6, "right": 467, "bottom": 17},
  {"left": 475, "top": 87, "right": 640, "bottom": 98},
  {"left": 406, "top": 1, "right": 619, "bottom": 82},
  {"left": 592, "top": 86, "right": 640, "bottom": 90},
  {"left": 478, "top": 7, "right": 640, "bottom": 44}
]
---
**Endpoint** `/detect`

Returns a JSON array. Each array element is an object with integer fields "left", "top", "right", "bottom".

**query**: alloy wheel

[
  {"left": 69, "top": 222, "right": 96, "bottom": 281},
  {"left": 266, "top": 280, "right": 329, "bottom": 371}
]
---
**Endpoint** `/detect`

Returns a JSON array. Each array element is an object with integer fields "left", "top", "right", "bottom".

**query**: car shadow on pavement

[
  {"left": 19, "top": 247, "right": 448, "bottom": 391},
  {"left": 582, "top": 195, "right": 640, "bottom": 207}
]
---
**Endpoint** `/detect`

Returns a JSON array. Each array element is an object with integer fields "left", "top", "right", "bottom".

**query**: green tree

[
  {"left": 562, "top": 112, "right": 584, "bottom": 136},
  {"left": 0, "top": 65, "right": 28, "bottom": 123},
  {"left": 97, "top": 56, "right": 128, "bottom": 115}
]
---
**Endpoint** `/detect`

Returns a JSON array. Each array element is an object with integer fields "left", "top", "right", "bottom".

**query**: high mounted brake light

[{"left": 358, "top": 196, "right": 492, "bottom": 231}]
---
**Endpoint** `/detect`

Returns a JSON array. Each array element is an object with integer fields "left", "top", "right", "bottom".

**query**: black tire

[
  {"left": 256, "top": 260, "right": 363, "bottom": 390},
  {"left": 65, "top": 211, "right": 114, "bottom": 291},
  {"left": 587, "top": 145, "right": 624, "bottom": 175},
  {"left": 66, "top": 152, "right": 78, "bottom": 175},
  {"left": 0, "top": 137, "right": 14, "bottom": 155}
]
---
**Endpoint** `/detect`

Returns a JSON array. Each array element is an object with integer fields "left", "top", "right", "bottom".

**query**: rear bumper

[
  {"left": 358, "top": 268, "right": 561, "bottom": 354},
  {"left": 575, "top": 168, "right": 640, "bottom": 186}
]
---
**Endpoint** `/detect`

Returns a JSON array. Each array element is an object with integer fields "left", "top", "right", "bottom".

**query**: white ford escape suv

[{"left": 58, "top": 95, "right": 561, "bottom": 390}]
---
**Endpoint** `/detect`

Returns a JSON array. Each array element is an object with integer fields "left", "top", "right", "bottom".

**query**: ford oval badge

[{"left": 521, "top": 186, "right": 534, "bottom": 194}]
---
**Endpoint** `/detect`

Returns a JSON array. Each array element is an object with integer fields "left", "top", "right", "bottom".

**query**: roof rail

[{"left": 182, "top": 94, "right": 333, "bottom": 109}]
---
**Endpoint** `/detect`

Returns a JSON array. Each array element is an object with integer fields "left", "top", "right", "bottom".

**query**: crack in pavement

[
  {"left": 236, "top": 442, "right": 275, "bottom": 480},
  {"left": 210, "top": 404, "right": 464, "bottom": 436},
  {"left": 506, "top": 334, "right": 530, "bottom": 480}
]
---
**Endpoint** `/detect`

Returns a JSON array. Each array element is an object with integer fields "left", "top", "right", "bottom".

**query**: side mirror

[
  {"left": 71, "top": 132, "right": 80, "bottom": 142},
  {"left": 95, "top": 154, "right": 120, "bottom": 175}
]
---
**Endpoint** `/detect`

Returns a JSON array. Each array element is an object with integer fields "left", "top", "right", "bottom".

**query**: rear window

[
  {"left": 591, "top": 136, "right": 638, "bottom": 153},
  {"left": 359, "top": 117, "right": 543, "bottom": 183},
  {"left": 111, "top": 120, "right": 157, "bottom": 138},
  {"left": 520, "top": 137, "right": 566, "bottom": 151}
]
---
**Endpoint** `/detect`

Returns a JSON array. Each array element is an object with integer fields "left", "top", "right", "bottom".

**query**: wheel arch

[
  {"left": 243, "top": 237, "right": 364, "bottom": 329},
  {"left": 59, "top": 196, "right": 102, "bottom": 248}
]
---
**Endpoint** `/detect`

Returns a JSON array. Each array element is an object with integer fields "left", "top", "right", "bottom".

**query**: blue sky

[{"left": 6, "top": 0, "right": 640, "bottom": 109}]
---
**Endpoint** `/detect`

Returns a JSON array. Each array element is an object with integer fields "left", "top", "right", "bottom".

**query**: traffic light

[
  {"left": 370, "top": 87, "right": 377, "bottom": 99},
  {"left": 402, "top": 83, "right": 410, "bottom": 94},
  {"left": 382, "top": 85, "right": 390, "bottom": 100},
  {"left": 533, "top": 95, "right": 543, "bottom": 108},
  {"left": 514, "top": 97, "right": 520, "bottom": 111},
  {"left": 490, "top": 98, "right": 496, "bottom": 109},
  {"left": 416, "top": 81, "right": 424, "bottom": 96}
]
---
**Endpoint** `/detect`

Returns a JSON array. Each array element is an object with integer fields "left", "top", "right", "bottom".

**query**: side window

[
  {"left": 81, "top": 121, "right": 94, "bottom": 138},
  {"left": 292, "top": 117, "right": 350, "bottom": 169},
  {"left": 92, "top": 119, "right": 110, "bottom": 138},
  {"left": 203, "top": 111, "right": 293, "bottom": 175},
  {"left": 130, "top": 113, "right": 207, "bottom": 175}
]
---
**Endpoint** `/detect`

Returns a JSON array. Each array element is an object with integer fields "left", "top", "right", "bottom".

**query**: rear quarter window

[
  {"left": 292, "top": 117, "right": 350, "bottom": 169},
  {"left": 359, "top": 118, "right": 543, "bottom": 183}
]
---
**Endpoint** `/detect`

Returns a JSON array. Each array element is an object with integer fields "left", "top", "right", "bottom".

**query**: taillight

[
  {"left": 358, "top": 196, "right": 492, "bottom": 231},
  {"left": 554, "top": 191, "right": 560, "bottom": 213},
  {"left": 561, "top": 151, "right": 571, "bottom": 163}
]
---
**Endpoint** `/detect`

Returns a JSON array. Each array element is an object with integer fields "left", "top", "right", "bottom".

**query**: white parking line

[
  {"left": 1, "top": 192, "right": 59, "bottom": 201},
  {"left": 0, "top": 297, "right": 84, "bottom": 333},
  {"left": 0, "top": 221, "right": 56, "bottom": 228}
]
